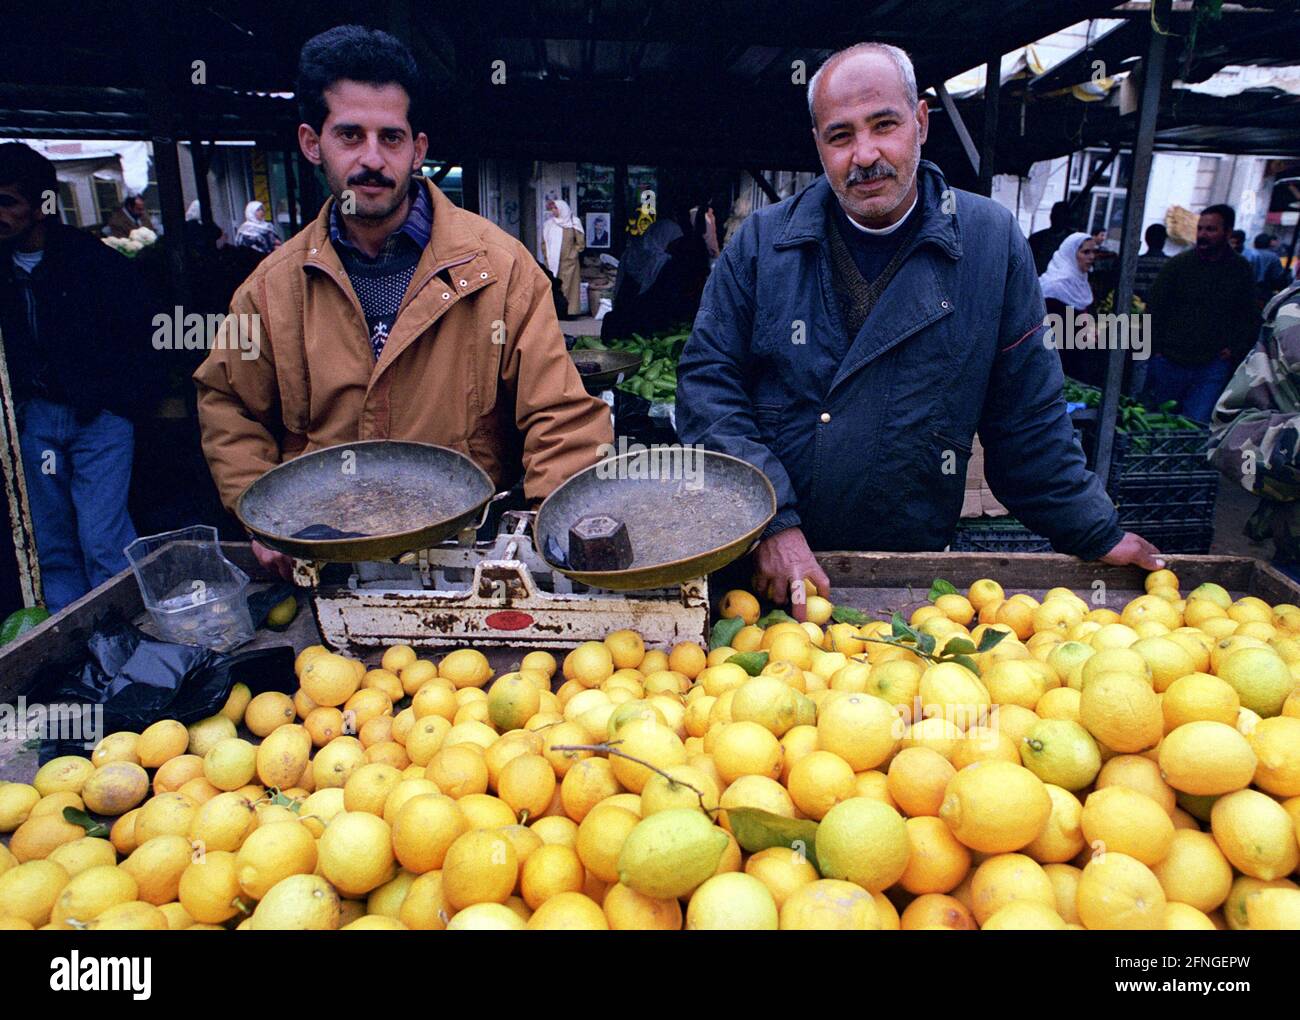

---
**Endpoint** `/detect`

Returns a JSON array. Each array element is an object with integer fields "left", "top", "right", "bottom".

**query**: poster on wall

[{"left": 585, "top": 212, "right": 611, "bottom": 249}]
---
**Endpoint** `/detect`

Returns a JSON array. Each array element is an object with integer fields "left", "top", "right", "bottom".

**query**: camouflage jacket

[{"left": 1208, "top": 282, "right": 1300, "bottom": 559}]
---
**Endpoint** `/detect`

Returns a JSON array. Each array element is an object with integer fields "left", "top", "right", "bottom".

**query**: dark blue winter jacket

[{"left": 676, "top": 161, "right": 1123, "bottom": 559}]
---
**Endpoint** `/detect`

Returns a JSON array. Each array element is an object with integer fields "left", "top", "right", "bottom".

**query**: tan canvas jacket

[{"left": 194, "top": 179, "right": 612, "bottom": 513}]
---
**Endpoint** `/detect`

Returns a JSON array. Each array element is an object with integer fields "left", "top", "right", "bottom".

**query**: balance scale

[{"left": 291, "top": 510, "right": 709, "bottom": 653}]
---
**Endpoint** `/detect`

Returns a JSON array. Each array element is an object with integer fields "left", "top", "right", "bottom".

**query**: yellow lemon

[
  {"left": 685, "top": 872, "right": 778, "bottom": 930},
  {"left": 317, "top": 812, "right": 395, "bottom": 897},
  {"left": 720, "top": 589, "right": 760, "bottom": 625},
  {"left": 1247, "top": 716, "right": 1300, "bottom": 795},
  {"left": 712, "top": 721, "right": 783, "bottom": 785},
  {"left": 520, "top": 843, "right": 585, "bottom": 910},
  {"left": 608, "top": 720, "right": 686, "bottom": 793},
  {"left": 1080, "top": 786, "right": 1175, "bottom": 867},
  {"left": 439, "top": 648, "right": 493, "bottom": 690},
  {"left": 779, "top": 878, "right": 880, "bottom": 930},
  {"left": 815, "top": 797, "right": 910, "bottom": 892},
  {"left": 1210, "top": 789, "right": 1300, "bottom": 880},
  {"left": 1151, "top": 829, "right": 1233, "bottom": 913},
  {"left": 1217, "top": 646, "right": 1294, "bottom": 717},
  {"left": 1157, "top": 720, "right": 1255, "bottom": 796},
  {"left": 1023, "top": 784, "right": 1086, "bottom": 865},
  {"left": 970, "top": 853, "right": 1056, "bottom": 926},
  {"left": 1077, "top": 852, "right": 1165, "bottom": 930},
  {"left": 816, "top": 693, "right": 898, "bottom": 771},
  {"left": 1162, "top": 672, "right": 1240, "bottom": 730},
  {"left": 564, "top": 642, "right": 614, "bottom": 689},
  {"left": 787, "top": 751, "right": 857, "bottom": 821},
  {"left": 898, "top": 815, "right": 971, "bottom": 894},
  {"left": 1079, "top": 672, "right": 1162, "bottom": 752},
  {"left": 938, "top": 761, "right": 1051, "bottom": 853},
  {"left": 575, "top": 804, "right": 639, "bottom": 884}
]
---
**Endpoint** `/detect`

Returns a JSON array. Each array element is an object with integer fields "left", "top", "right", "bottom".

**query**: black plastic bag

[{"left": 33, "top": 610, "right": 296, "bottom": 764}]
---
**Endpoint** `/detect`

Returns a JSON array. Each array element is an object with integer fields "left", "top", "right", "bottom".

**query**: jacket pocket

[{"left": 932, "top": 428, "right": 973, "bottom": 520}]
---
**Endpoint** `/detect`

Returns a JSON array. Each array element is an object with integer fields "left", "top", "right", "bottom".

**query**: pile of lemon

[{"left": 2, "top": 569, "right": 1299, "bottom": 930}]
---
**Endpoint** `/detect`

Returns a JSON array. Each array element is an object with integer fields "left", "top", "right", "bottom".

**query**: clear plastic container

[{"left": 125, "top": 526, "right": 255, "bottom": 652}]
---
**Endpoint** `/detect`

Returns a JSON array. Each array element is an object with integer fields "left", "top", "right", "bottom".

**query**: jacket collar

[
  {"left": 303, "top": 178, "right": 484, "bottom": 276},
  {"left": 773, "top": 160, "right": 962, "bottom": 261}
]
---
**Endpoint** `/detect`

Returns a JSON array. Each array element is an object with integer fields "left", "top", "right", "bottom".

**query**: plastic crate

[
  {"left": 1113, "top": 426, "right": 1213, "bottom": 479},
  {"left": 1133, "top": 519, "right": 1216, "bottom": 555},
  {"left": 1113, "top": 473, "right": 1219, "bottom": 528},
  {"left": 950, "top": 518, "right": 1053, "bottom": 553}
]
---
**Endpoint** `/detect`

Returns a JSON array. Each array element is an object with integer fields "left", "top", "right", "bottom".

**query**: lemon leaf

[
  {"left": 916, "top": 632, "right": 937, "bottom": 655},
  {"left": 709, "top": 617, "right": 744, "bottom": 651},
  {"left": 756, "top": 609, "right": 797, "bottom": 628},
  {"left": 723, "top": 807, "right": 822, "bottom": 873},
  {"left": 928, "top": 578, "right": 957, "bottom": 601},
  {"left": 830, "top": 605, "right": 869, "bottom": 626},
  {"left": 63, "top": 807, "right": 109, "bottom": 839},
  {"left": 726, "top": 651, "right": 769, "bottom": 676},
  {"left": 943, "top": 637, "right": 976, "bottom": 655},
  {"left": 950, "top": 653, "right": 981, "bottom": 675},
  {"left": 890, "top": 611, "right": 913, "bottom": 639},
  {"left": 977, "top": 629, "right": 1009, "bottom": 652}
]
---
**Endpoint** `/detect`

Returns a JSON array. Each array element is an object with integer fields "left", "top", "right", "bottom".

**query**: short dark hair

[
  {"left": 1049, "top": 201, "right": 1070, "bottom": 228},
  {"left": 296, "top": 24, "right": 423, "bottom": 135},
  {"left": 1254, "top": 232, "right": 1274, "bottom": 249},
  {"left": 1144, "top": 222, "right": 1166, "bottom": 246},
  {"left": 0, "top": 142, "right": 57, "bottom": 208},
  {"left": 1202, "top": 203, "right": 1236, "bottom": 231},
  {"left": 1230, "top": 229, "right": 1246, "bottom": 243}
]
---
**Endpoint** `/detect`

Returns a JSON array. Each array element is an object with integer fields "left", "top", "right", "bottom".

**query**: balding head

[
  {"left": 809, "top": 43, "right": 928, "bottom": 229},
  {"left": 808, "top": 43, "right": 918, "bottom": 130}
]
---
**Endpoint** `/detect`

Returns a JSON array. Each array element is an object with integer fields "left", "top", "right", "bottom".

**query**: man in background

[
  {"left": 1244, "top": 232, "right": 1290, "bottom": 306},
  {"left": 1144, "top": 204, "right": 1259, "bottom": 422},
  {"left": 1029, "top": 200, "right": 1073, "bottom": 275},
  {"left": 0, "top": 143, "right": 159, "bottom": 611},
  {"left": 1132, "top": 222, "right": 1169, "bottom": 302},
  {"left": 106, "top": 194, "right": 155, "bottom": 238}
]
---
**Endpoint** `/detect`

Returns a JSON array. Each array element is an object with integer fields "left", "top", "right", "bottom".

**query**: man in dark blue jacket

[
  {"left": 0, "top": 143, "right": 159, "bottom": 611},
  {"left": 677, "top": 43, "right": 1161, "bottom": 615}
]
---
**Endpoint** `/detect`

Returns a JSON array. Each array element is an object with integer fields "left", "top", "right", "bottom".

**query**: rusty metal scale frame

[{"left": 296, "top": 512, "right": 710, "bottom": 652}]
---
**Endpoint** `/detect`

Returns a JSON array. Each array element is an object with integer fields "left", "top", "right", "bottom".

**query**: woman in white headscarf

[
  {"left": 541, "top": 198, "right": 585, "bottom": 317},
  {"left": 1039, "top": 231, "right": 1102, "bottom": 385},
  {"left": 234, "top": 200, "right": 280, "bottom": 255}
]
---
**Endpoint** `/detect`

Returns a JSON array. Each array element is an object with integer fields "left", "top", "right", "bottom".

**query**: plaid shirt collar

[{"left": 329, "top": 180, "right": 432, "bottom": 263}]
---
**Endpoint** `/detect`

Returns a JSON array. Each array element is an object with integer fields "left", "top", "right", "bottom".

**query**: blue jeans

[
  {"left": 18, "top": 399, "right": 137, "bottom": 612},
  {"left": 1142, "top": 355, "right": 1233, "bottom": 423}
]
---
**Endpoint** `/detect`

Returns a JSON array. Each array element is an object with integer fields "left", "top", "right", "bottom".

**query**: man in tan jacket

[{"left": 195, "top": 25, "right": 611, "bottom": 577}]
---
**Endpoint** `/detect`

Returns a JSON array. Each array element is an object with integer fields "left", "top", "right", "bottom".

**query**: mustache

[
  {"left": 845, "top": 162, "right": 897, "bottom": 186},
  {"left": 347, "top": 170, "right": 397, "bottom": 189}
]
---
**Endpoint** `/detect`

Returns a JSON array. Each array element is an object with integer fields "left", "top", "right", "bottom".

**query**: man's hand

[
  {"left": 251, "top": 539, "right": 295, "bottom": 582},
  {"left": 1099, "top": 531, "right": 1166, "bottom": 571},
  {"left": 752, "top": 527, "right": 832, "bottom": 622}
]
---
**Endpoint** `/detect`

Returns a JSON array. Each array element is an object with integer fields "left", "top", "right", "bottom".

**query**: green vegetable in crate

[{"left": 0, "top": 606, "right": 50, "bottom": 645}]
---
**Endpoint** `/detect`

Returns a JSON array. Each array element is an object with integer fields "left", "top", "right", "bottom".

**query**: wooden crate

[
  {"left": 5, "top": 549, "right": 1297, "bottom": 703},
  {"left": 817, "top": 551, "right": 1300, "bottom": 621}
]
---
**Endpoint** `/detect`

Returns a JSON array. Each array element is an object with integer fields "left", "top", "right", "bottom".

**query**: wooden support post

[{"left": 1094, "top": 0, "right": 1170, "bottom": 489}]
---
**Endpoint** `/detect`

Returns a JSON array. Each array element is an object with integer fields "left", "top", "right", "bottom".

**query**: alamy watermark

[
  {"left": 1042, "top": 306, "right": 1151, "bottom": 361},
  {"left": 152, "top": 306, "right": 261, "bottom": 361},
  {"left": 595, "top": 437, "right": 706, "bottom": 489},
  {"left": 0, "top": 698, "right": 103, "bottom": 750}
]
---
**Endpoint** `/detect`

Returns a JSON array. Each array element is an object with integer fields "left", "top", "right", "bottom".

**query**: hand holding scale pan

[{"left": 236, "top": 441, "right": 496, "bottom": 565}]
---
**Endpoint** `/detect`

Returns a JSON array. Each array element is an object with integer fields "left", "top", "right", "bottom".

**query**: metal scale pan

[
  {"left": 569, "top": 350, "right": 643, "bottom": 394},
  {"left": 236, "top": 440, "right": 495, "bottom": 563},
  {"left": 535, "top": 449, "right": 776, "bottom": 591}
]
